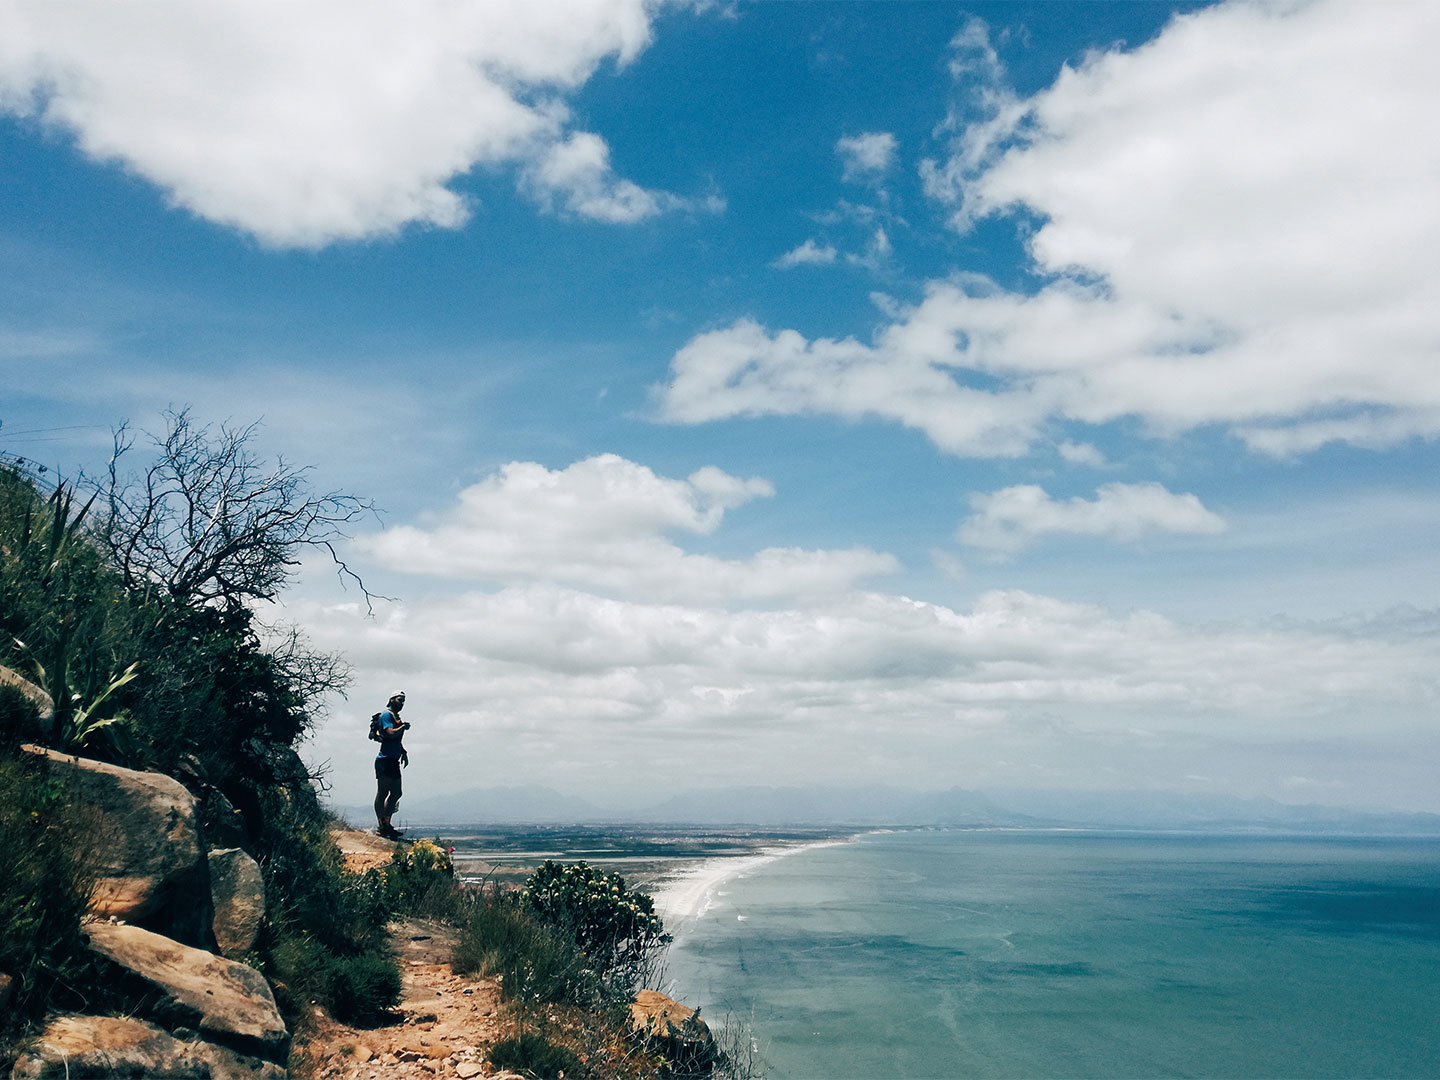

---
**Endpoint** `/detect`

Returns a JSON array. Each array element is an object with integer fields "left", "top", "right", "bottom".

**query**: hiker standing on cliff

[{"left": 372, "top": 691, "right": 409, "bottom": 839}]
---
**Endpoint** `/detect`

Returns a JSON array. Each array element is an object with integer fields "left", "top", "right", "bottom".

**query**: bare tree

[{"left": 99, "top": 410, "right": 384, "bottom": 611}]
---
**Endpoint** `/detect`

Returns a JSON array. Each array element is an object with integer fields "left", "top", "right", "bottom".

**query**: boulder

[
  {"left": 11, "top": 1014, "right": 209, "bottom": 1078},
  {"left": 209, "top": 847, "right": 265, "bottom": 956},
  {"left": 85, "top": 922, "right": 289, "bottom": 1062},
  {"left": 630, "top": 989, "right": 717, "bottom": 1075},
  {"left": 192, "top": 1039, "right": 289, "bottom": 1080},
  {"left": 10, "top": 1015, "right": 286, "bottom": 1080},
  {"left": 20, "top": 744, "right": 212, "bottom": 945},
  {"left": 0, "top": 970, "right": 13, "bottom": 1010}
]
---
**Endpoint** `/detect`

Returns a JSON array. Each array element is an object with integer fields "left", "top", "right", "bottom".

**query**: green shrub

[
  {"left": 524, "top": 862, "right": 670, "bottom": 989},
  {"left": 454, "top": 893, "right": 600, "bottom": 1008},
  {"left": 325, "top": 951, "right": 403, "bottom": 1025},
  {"left": 265, "top": 924, "right": 402, "bottom": 1030},
  {"left": 253, "top": 794, "right": 401, "bottom": 1030},
  {"left": 381, "top": 837, "right": 466, "bottom": 920},
  {"left": 488, "top": 1030, "right": 584, "bottom": 1080},
  {"left": 0, "top": 757, "right": 97, "bottom": 1030}
]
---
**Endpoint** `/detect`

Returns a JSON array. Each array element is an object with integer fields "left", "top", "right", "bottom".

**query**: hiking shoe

[{"left": 377, "top": 824, "right": 404, "bottom": 840}]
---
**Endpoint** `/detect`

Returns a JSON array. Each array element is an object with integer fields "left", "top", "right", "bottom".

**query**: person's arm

[{"left": 377, "top": 712, "right": 410, "bottom": 741}]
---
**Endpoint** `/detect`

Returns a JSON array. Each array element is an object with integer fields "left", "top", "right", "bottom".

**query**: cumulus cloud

[
  {"left": 774, "top": 229, "right": 891, "bottom": 272},
  {"left": 1057, "top": 441, "right": 1107, "bottom": 468},
  {"left": 957, "top": 482, "right": 1226, "bottom": 554},
  {"left": 836, "top": 131, "right": 897, "bottom": 182},
  {"left": 658, "top": 0, "right": 1440, "bottom": 456},
  {"left": 655, "top": 313, "right": 1046, "bottom": 456},
  {"left": 0, "top": 0, "right": 700, "bottom": 246},
  {"left": 357, "top": 453, "right": 898, "bottom": 603},
  {"left": 774, "top": 239, "right": 838, "bottom": 269}
]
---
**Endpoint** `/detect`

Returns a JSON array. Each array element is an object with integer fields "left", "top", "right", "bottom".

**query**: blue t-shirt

[{"left": 375, "top": 709, "right": 405, "bottom": 760}]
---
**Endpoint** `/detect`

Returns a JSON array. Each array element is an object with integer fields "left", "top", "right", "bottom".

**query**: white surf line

[{"left": 649, "top": 835, "right": 863, "bottom": 934}]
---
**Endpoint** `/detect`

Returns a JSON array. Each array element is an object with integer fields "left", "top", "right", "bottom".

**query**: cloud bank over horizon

[{"left": 300, "top": 454, "right": 1440, "bottom": 809}]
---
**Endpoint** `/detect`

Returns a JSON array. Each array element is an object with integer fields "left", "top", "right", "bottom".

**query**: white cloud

[
  {"left": 773, "top": 239, "right": 838, "bottom": 269},
  {"left": 0, "top": 0, "right": 699, "bottom": 246},
  {"left": 357, "top": 454, "right": 898, "bottom": 603},
  {"left": 836, "top": 131, "right": 897, "bottom": 182},
  {"left": 957, "top": 482, "right": 1226, "bottom": 554},
  {"left": 774, "top": 229, "right": 891, "bottom": 272},
  {"left": 655, "top": 313, "right": 1046, "bottom": 456},
  {"left": 1057, "top": 441, "right": 1107, "bottom": 468},
  {"left": 844, "top": 227, "right": 892, "bottom": 270},
  {"left": 659, "top": 0, "right": 1440, "bottom": 457},
  {"left": 301, "top": 582, "right": 1440, "bottom": 801}
]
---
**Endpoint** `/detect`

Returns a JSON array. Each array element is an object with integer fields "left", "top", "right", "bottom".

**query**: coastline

[{"left": 648, "top": 833, "right": 864, "bottom": 936}]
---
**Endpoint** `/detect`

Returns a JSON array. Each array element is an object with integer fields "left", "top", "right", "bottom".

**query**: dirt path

[{"left": 309, "top": 827, "right": 519, "bottom": 1080}]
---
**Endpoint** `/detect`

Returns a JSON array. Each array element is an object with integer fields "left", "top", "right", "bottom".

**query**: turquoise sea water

[{"left": 662, "top": 831, "right": 1440, "bottom": 1079}]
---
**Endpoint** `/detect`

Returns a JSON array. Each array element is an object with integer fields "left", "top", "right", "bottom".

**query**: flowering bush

[
  {"left": 401, "top": 837, "right": 455, "bottom": 875},
  {"left": 523, "top": 861, "right": 670, "bottom": 985},
  {"left": 377, "top": 836, "right": 459, "bottom": 918}
]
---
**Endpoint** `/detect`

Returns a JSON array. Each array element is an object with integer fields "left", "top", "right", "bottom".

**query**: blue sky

[{"left": 3, "top": 0, "right": 1438, "bottom": 811}]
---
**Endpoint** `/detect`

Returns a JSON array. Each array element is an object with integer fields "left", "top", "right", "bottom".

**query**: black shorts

[{"left": 375, "top": 757, "right": 402, "bottom": 780}]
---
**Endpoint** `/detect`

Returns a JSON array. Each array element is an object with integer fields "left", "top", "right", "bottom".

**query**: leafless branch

[{"left": 97, "top": 409, "right": 389, "bottom": 612}]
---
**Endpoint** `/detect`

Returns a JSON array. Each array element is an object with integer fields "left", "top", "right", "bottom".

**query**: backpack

[{"left": 368, "top": 712, "right": 384, "bottom": 742}]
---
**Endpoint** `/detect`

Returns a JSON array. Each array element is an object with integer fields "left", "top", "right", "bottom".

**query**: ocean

[{"left": 656, "top": 830, "right": 1440, "bottom": 1079}]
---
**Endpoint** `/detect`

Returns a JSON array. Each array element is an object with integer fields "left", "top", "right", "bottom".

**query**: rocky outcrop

[
  {"left": 10, "top": 1014, "right": 285, "bottom": 1079},
  {"left": 85, "top": 922, "right": 289, "bottom": 1062},
  {"left": 630, "top": 989, "right": 717, "bottom": 1075},
  {"left": 21, "top": 744, "right": 212, "bottom": 945},
  {"left": 209, "top": 847, "right": 265, "bottom": 956}
]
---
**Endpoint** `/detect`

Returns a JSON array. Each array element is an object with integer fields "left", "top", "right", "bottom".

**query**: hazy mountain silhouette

[{"left": 332, "top": 782, "right": 1440, "bottom": 833}]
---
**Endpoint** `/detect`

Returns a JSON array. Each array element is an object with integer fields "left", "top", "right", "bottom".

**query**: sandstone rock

[
  {"left": 9, "top": 1014, "right": 285, "bottom": 1079},
  {"left": 200, "top": 1039, "right": 289, "bottom": 1080},
  {"left": 455, "top": 1064, "right": 485, "bottom": 1079},
  {"left": 22, "top": 744, "right": 211, "bottom": 944},
  {"left": 11, "top": 1015, "right": 209, "bottom": 1078},
  {"left": 210, "top": 847, "right": 265, "bottom": 955},
  {"left": 630, "top": 989, "right": 717, "bottom": 1075},
  {"left": 85, "top": 921, "right": 289, "bottom": 1061}
]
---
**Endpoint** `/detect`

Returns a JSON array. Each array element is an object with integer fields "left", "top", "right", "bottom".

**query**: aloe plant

[{"left": 59, "top": 661, "right": 140, "bottom": 752}]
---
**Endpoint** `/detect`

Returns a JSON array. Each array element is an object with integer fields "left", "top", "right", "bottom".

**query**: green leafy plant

[
  {"left": 524, "top": 862, "right": 670, "bottom": 990},
  {"left": 454, "top": 892, "right": 600, "bottom": 1008},
  {"left": 19, "top": 649, "right": 140, "bottom": 752}
]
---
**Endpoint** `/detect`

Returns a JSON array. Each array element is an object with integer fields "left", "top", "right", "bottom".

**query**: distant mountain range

[{"left": 329, "top": 782, "right": 1440, "bottom": 835}]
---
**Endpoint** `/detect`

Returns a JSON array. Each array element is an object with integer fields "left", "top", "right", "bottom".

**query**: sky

[{"left": 2, "top": 0, "right": 1439, "bottom": 813}]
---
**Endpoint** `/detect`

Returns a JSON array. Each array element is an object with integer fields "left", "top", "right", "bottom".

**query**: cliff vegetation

[{"left": 0, "top": 415, "right": 723, "bottom": 1080}]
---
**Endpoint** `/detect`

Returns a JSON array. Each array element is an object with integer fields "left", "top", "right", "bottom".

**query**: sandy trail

[{"left": 309, "top": 828, "right": 520, "bottom": 1080}]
